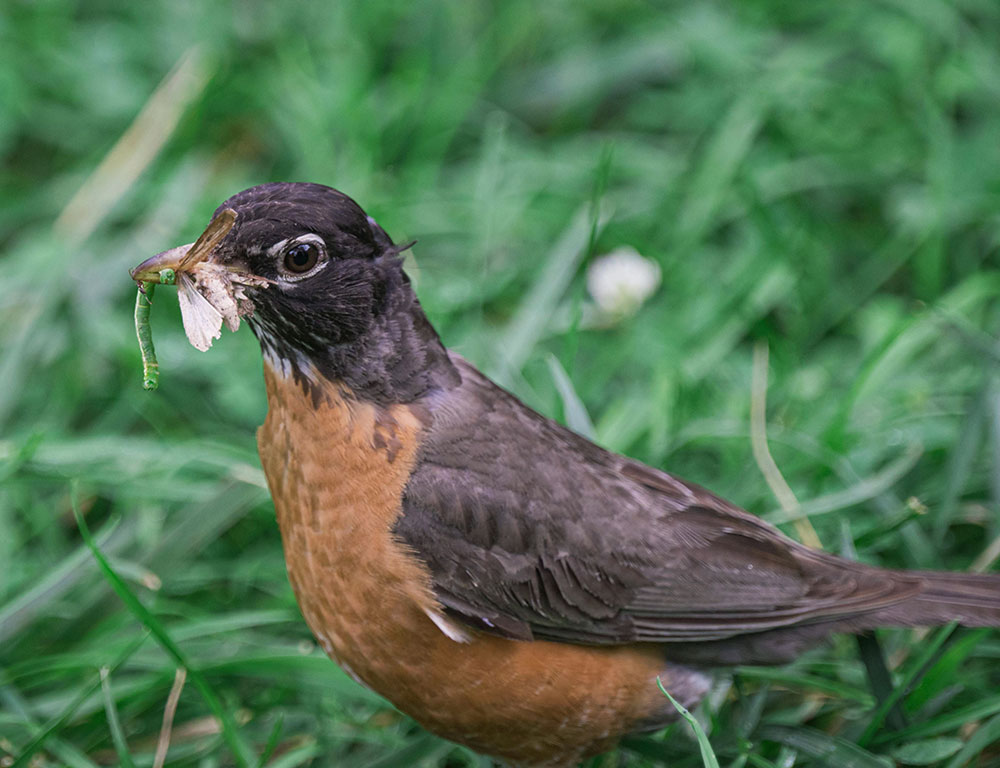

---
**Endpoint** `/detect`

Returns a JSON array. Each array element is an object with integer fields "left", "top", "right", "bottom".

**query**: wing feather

[{"left": 395, "top": 357, "right": 922, "bottom": 650}]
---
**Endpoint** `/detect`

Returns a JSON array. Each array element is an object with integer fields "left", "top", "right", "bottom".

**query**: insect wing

[
  {"left": 178, "top": 208, "right": 238, "bottom": 270},
  {"left": 177, "top": 273, "right": 224, "bottom": 351}
]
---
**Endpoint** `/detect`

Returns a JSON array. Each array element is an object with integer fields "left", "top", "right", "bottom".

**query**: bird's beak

[
  {"left": 129, "top": 244, "right": 194, "bottom": 283},
  {"left": 129, "top": 208, "right": 238, "bottom": 284}
]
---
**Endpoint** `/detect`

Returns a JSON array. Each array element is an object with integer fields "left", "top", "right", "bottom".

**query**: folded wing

[{"left": 395, "top": 358, "right": 923, "bottom": 647}]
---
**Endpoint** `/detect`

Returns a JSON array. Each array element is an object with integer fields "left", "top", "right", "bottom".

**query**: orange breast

[{"left": 256, "top": 364, "right": 684, "bottom": 767}]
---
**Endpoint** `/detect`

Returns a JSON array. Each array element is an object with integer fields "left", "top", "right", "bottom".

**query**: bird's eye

[{"left": 283, "top": 242, "right": 320, "bottom": 274}]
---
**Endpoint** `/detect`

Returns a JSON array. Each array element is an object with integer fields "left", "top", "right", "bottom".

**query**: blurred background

[{"left": 3, "top": 1, "right": 1000, "bottom": 766}]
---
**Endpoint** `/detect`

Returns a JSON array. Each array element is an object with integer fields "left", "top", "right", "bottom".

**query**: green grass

[{"left": 3, "top": 1, "right": 1000, "bottom": 766}]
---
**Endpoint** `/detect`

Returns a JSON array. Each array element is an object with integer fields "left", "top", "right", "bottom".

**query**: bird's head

[{"left": 131, "top": 182, "right": 457, "bottom": 403}]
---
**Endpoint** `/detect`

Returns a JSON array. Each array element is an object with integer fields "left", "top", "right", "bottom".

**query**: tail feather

[
  {"left": 867, "top": 570, "right": 1000, "bottom": 628},
  {"left": 662, "top": 570, "right": 1000, "bottom": 667}
]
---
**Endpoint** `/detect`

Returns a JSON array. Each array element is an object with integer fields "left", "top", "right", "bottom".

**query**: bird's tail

[{"left": 864, "top": 570, "right": 1000, "bottom": 628}]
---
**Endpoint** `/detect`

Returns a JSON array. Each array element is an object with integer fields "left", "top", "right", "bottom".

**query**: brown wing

[{"left": 395, "top": 357, "right": 921, "bottom": 647}]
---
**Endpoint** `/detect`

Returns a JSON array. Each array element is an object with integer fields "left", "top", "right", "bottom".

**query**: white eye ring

[{"left": 270, "top": 233, "right": 328, "bottom": 281}]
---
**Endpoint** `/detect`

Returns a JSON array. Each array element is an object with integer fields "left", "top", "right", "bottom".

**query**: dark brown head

[{"left": 136, "top": 182, "right": 459, "bottom": 403}]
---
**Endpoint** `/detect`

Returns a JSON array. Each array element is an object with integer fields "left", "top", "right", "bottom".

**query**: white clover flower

[{"left": 586, "top": 246, "right": 662, "bottom": 316}]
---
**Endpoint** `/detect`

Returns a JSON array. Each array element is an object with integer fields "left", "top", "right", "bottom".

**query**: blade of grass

[
  {"left": 681, "top": 264, "right": 795, "bottom": 384},
  {"left": 767, "top": 444, "right": 923, "bottom": 524},
  {"left": 843, "top": 527, "right": 908, "bottom": 733},
  {"left": 970, "top": 531, "right": 1000, "bottom": 573},
  {"left": 658, "top": 677, "right": 720, "bottom": 768},
  {"left": 153, "top": 666, "right": 187, "bottom": 768},
  {"left": 853, "top": 499, "right": 927, "bottom": 550},
  {"left": 891, "top": 738, "right": 962, "bottom": 765},
  {"left": 0, "top": 518, "right": 129, "bottom": 644},
  {"left": 256, "top": 713, "right": 284, "bottom": 768},
  {"left": 871, "top": 694, "right": 1000, "bottom": 745},
  {"left": 53, "top": 46, "right": 212, "bottom": 246},
  {"left": 746, "top": 755, "right": 780, "bottom": 768},
  {"left": 943, "top": 710, "right": 1000, "bottom": 768},
  {"left": 735, "top": 667, "right": 873, "bottom": 705},
  {"left": 760, "top": 725, "right": 892, "bottom": 768},
  {"left": 356, "top": 732, "right": 454, "bottom": 768},
  {"left": 903, "top": 628, "right": 990, "bottom": 713},
  {"left": 263, "top": 741, "right": 322, "bottom": 768},
  {"left": 933, "top": 383, "right": 987, "bottom": 541},
  {"left": 492, "top": 203, "right": 608, "bottom": 382},
  {"left": 8, "top": 633, "right": 146, "bottom": 768},
  {"left": 751, "top": 341, "right": 821, "bottom": 548},
  {"left": 546, "top": 353, "right": 597, "bottom": 439},
  {"left": 734, "top": 685, "right": 770, "bottom": 738},
  {"left": 989, "top": 375, "right": 1000, "bottom": 539},
  {"left": 71, "top": 486, "right": 256, "bottom": 768},
  {"left": 855, "top": 633, "right": 907, "bottom": 732},
  {"left": 3, "top": 692, "right": 99, "bottom": 768},
  {"left": 99, "top": 667, "right": 137, "bottom": 768},
  {"left": 857, "top": 622, "right": 958, "bottom": 747},
  {"left": 673, "top": 90, "right": 767, "bottom": 249}
]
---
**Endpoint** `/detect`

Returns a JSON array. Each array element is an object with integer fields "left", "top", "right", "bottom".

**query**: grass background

[{"left": 2, "top": 1, "right": 1000, "bottom": 766}]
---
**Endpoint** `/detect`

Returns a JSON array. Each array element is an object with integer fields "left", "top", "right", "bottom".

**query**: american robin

[{"left": 131, "top": 182, "right": 1000, "bottom": 767}]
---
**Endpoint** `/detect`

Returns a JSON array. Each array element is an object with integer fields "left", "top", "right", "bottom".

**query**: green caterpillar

[{"left": 134, "top": 269, "right": 175, "bottom": 390}]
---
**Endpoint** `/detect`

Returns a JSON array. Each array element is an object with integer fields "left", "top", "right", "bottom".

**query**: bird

[{"left": 130, "top": 182, "right": 1000, "bottom": 767}]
